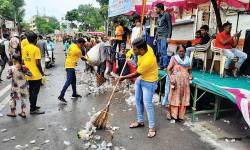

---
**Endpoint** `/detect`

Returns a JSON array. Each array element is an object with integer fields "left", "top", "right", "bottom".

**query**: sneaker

[
  {"left": 30, "top": 109, "right": 45, "bottom": 115},
  {"left": 71, "top": 94, "right": 82, "bottom": 99},
  {"left": 58, "top": 97, "right": 67, "bottom": 103},
  {"left": 35, "top": 106, "right": 41, "bottom": 110}
]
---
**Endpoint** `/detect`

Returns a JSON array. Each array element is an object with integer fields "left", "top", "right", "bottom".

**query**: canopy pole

[
  {"left": 140, "top": 0, "right": 147, "bottom": 36},
  {"left": 236, "top": 11, "right": 240, "bottom": 33}
]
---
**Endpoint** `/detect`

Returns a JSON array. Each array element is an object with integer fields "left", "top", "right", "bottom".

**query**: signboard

[
  {"left": 5, "top": 20, "right": 14, "bottom": 29},
  {"left": 108, "top": 0, "right": 133, "bottom": 17}
]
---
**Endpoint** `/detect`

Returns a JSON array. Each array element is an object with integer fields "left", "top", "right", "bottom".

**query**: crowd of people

[
  {"left": 0, "top": 2, "right": 248, "bottom": 139},
  {"left": 54, "top": 2, "right": 248, "bottom": 139}
]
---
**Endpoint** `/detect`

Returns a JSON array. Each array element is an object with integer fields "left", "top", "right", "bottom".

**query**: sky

[{"left": 24, "top": 0, "right": 100, "bottom": 21}]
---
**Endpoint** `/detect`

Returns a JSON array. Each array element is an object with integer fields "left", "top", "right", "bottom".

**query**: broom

[{"left": 93, "top": 59, "right": 128, "bottom": 129}]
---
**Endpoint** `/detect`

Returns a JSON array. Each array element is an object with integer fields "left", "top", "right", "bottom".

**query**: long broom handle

[{"left": 107, "top": 59, "right": 128, "bottom": 106}]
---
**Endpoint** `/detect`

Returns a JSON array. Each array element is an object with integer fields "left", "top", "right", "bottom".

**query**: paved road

[{"left": 0, "top": 42, "right": 248, "bottom": 150}]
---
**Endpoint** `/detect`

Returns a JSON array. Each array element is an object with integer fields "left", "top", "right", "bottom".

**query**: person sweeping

[{"left": 119, "top": 37, "right": 158, "bottom": 138}]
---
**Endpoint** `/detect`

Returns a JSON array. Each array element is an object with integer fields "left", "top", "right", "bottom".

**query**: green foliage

[
  {"left": 12, "top": 0, "right": 25, "bottom": 23},
  {"left": 61, "top": 23, "right": 67, "bottom": 30},
  {"left": 35, "top": 16, "right": 60, "bottom": 34},
  {"left": 65, "top": 4, "right": 104, "bottom": 31},
  {"left": 65, "top": 9, "right": 79, "bottom": 22},
  {"left": 0, "top": 0, "right": 25, "bottom": 22},
  {"left": 97, "top": 26, "right": 105, "bottom": 32},
  {"left": 20, "top": 22, "right": 31, "bottom": 30},
  {"left": 96, "top": 0, "right": 109, "bottom": 5}
]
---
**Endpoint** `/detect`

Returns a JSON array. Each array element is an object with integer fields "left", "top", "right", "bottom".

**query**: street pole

[{"left": 236, "top": 11, "right": 240, "bottom": 33}]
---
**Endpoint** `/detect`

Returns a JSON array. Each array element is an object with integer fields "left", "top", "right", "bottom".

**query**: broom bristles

[{"left": 93, "top": 106, "right": 110, "bottom": 129}]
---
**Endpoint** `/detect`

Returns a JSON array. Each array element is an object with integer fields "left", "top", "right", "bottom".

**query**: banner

[{"left": 108, "top": 0, "right": 133, "bottom": 17}]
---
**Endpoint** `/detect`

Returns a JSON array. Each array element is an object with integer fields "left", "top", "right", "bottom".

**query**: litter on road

[
  {"left": 1, "top": 129, "right": 7, "bottom": 133},
  {"left": 63, "top": 140, "right": 70, "bottom": 146},
  {"left": 30, "top": 140, "right": 36, "bottom": 144}
]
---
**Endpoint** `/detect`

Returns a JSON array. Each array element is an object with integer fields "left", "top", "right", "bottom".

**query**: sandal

[
  {"left": 18, "top": 112, "right": 26, "bottom": 118},
  {"left": 7, "top": 113, "right": 16, "bottom": 117},
  {"left": 129, "top": 122, "right": 144, "bottom": 128},
  {"left": 148, "top": 128, "right": 156, "bottom": 138}
]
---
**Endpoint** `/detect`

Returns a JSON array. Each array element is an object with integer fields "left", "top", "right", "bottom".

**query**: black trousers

[{"left": 28, "top": 79, "right": 41, "bottom": 111}]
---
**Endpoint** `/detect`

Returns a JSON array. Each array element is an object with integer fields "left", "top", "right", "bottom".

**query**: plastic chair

[
  {"left": 190, "top": 40, "right": 212, "bottom": 71},
  {"left": 209, "top": 39, "right": 226, "bottom": 78}
]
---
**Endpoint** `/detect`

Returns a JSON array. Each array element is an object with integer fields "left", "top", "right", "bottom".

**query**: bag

[
  {"left": 86, "top": 43, "right": 101, "bottom": 66},
  {"left": 41, "top": 76, "right": 46, "bottom": 85}
]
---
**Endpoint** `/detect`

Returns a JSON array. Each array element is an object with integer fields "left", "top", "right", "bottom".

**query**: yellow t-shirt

[
  {"left": 65, "top": 44, "right": 83, "bottom": 68},
  {"left": 115, "top": 25, "right": 124, "bottom": 41},
  {"left": 21, "top": 39, "right": 29, "bottom": 50},
  {"left": 126, "top": 45, "right": 154, "bottom": 59},
  {"left": 22, "top": 44, "right": 42, "bottom": 81},
  {"left": 137, "top": 48, "right": 158, "bottom": 82}
]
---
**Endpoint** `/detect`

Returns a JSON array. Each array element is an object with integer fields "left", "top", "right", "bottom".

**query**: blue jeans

[
  {"left": 59, "top": 68, "right": 77, "bottom": 98},
  {"left": 223, "top": 48, "right": 247, "bottom": 69},
  {"left": 186, "top": 47, "right": 196, "bottom": 57},
  {"left": 157, "top": 37, "right": 169, "bottom": 68},
  {"left": 162, "top": 77, "right": 169, "bottom": 106},
  {"left": 135, "top": 79, "right": 157, "bottom": 128}
]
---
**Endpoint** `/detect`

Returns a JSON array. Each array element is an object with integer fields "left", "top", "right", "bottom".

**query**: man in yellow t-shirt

[
  {"left": 120, "top": 37, "right": 158, "bottom": 138},
  {"left": 22, "top": 31, "right": 44, "bottom": 114},
  {"left": 21, "top": 38, "right": 29, "bottom": 50},
  {"left": 58, "top": 38, "right": 86, "bottom": 103},
  {"left": 126, "top": 45, "right": 154, "bottom": 65}
]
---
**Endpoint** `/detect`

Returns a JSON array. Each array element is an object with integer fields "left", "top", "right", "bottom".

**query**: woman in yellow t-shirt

[{"left": 120, "top": 38, "right": 158, "bottom": 138}]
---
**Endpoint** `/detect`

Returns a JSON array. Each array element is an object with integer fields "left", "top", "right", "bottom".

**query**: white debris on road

[
  {"left": 1, "top": 129, "right": 7, "bottom": 133},
  {"left": 63, "top": 141, "right": 70, "bottom": 146},
  {"left": 2, "top": 138, "right": 10, "bottom": 143},
  {"left": 15, "top": 145, "right": 24, "bottom": 150},
  {"left": 37, "top": 128, "right": 45, "bottom": 131},
  {"left": 30, "top": 140, "right": 36, "bottom": 144}
]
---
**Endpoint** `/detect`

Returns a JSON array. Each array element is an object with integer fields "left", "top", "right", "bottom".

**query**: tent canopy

[{"left": 108, "top": 0, "right": 250, "bottom": 17}]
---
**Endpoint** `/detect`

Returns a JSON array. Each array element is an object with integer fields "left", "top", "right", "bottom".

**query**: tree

[
  {"left": 77, "top": 4, "right": 103, "bottom": 31},
  {"left": 97, "top": 0, "right": 109, "bottom": 34},
  {"left": 20, "top": 22, "right": 31, "bottom": 31},
  {"left": 61, "top": 23, "right": 67, "bottom": 31},
  {"left": 35, "top": 16, "right": 60, "bottom": 34},
  {"left": 0, "top": 0, "right": 14, "bottom": 19},
  {"left": 65, "top": 9, "right": 79, "bottom": 22},
  {"left": 0, "top": 0, "right": 25, "bottom": 33},
  {"left": 65, "top": 4, "right": 104, "bottom": 31},
  {"left": 11, "top": 0, "right": 25, "bottom": 33}
]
